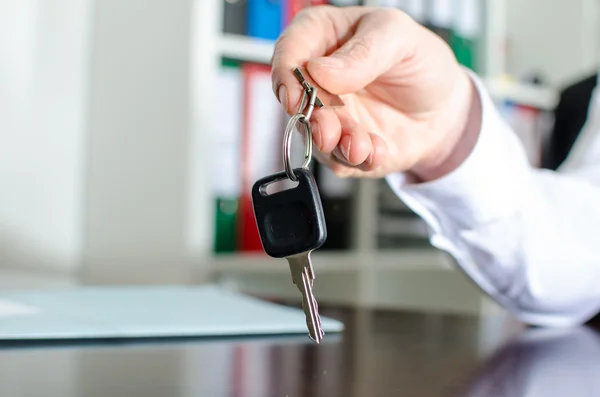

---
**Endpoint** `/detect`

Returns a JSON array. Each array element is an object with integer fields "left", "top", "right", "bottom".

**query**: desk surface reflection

[{"left": 1, "top": 306, "right": 598, "bottom": 397}]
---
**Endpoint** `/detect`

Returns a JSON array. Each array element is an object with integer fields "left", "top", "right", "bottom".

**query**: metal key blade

[{"left": 287, "top": 252, "right": 325, "bottom": 343}]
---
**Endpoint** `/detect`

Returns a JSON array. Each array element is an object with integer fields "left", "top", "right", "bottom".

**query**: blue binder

[{"left": 247, "top": 0, "right": 283, "bottom": 41}]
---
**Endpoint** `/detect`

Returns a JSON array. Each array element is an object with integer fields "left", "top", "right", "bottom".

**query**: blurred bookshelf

[
  {"left": 216, "top": 33, "right": 559, "bottom": 110},
  {"left": 219, "top": 33, "right": 274, "bottom": 64},
  {"left": 189, "top": 0, "right": 555, "bottom": 315},
  {"left": 486, "top": 77, "right": 558, "bottom": 111}
]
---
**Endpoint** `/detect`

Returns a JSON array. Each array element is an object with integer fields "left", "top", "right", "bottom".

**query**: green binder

[
  {"left": 214, "top": 197, "right": 239, "bottom": 253},
  {"left": 452, "top": 34, "right": 477, "bottom": 71},
  {"left": 451, "top": 0, "right": 482, "bottom": 73},
  {"left": 213, "top": 58, "right": 243, "bottom": 253}
]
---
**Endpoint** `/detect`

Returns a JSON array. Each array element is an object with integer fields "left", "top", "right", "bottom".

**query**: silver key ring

[
  {"left": 283, "top": 85, "right": 318, "bottom": 182},
  {"left": 283, "top": 114, "right": 312, "bottom": 182}
]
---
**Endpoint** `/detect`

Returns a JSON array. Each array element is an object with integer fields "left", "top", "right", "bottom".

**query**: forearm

[{"left": 387, "top": 73, "right": 600, "bottom": 326}]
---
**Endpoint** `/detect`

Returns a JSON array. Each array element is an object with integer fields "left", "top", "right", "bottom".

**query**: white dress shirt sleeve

[{"left": 385, "top": 71, "right": 600, "bottom": 327}]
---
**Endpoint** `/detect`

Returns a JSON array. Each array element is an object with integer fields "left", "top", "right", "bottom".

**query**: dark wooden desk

[{"left": 1, "top": 306, "right": 598, "bottom": 397}]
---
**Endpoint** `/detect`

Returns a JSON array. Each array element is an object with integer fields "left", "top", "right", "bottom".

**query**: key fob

[{"left": 252, "top": 168, "right": 327, "bottom": 258}]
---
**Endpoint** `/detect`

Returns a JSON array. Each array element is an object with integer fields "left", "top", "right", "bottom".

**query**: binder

[
  {"left": 427, "top": 0, "right": 454, "bottom": 45},
  {"left": 452, "top": 0, "right": 480, "bottom": 71},
  {"left": 238, "top": 63, "right": 285, "bottom": 252},
  {"left": 247, "top": 0, "right": 283, "bottom": 40},
  {"left": 223, "top": 0, "right": 248, "bottom": 35},
  {"left": 213, "top": 59, "right": 244, "bottom": 253},
  {"left": 377, "top": 0, "right": 405, "bottom": 8},
  {"left": 313, "top": 162, "right": 355, "bottom": 250},
  {"left": 497, "top": 100, "right": 544, "bottom": 167},
  {"left": 376, "top": 180, "right": 431, "bottom": 249},
  {"left": 327, "top": 0, "right": 363, "bottom": 5},
  {"left": 381, "top": 0, "right": 427, "bottom": 25},
  {"left": 402, "top": 0, "right": 427, "bottom": 24},
  {"left": 284, "top": 0, "right": 304, "bottom": 27},
  {"left": 0, "top": 285, "right": 344, "bottom": 340},
  {"left": 284, "top": 0, "right": 328, "bottom": 28}
]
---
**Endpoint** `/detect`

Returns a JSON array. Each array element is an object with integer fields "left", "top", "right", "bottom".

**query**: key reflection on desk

[{"left": 461, "top": 327, "right": 600, "bottom": 397}]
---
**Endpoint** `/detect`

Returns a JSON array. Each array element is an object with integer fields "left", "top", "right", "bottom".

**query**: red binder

[
  {"left": 284, "top": 0, "right": 328, "bottom": 27},
  {"left": 238, "top": 63, "right": 285, "bottom": 252}
]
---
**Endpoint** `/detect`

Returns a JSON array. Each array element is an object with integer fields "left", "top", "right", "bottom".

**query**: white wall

[
  {"left": 0, "top": 0, "right": 213, "bottom": 283},
  {"left": 81, "top": 0, "right": 195, "bottom": 283},
  {"left": 505, "top": 0, "right": 599, "bottom": 86},
  {"left": 0, "top": 0, "right": 91, "bottom": 271}
]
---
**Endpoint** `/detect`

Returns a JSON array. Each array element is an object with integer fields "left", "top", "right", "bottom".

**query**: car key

[
  {"left": 251, "top": 67, "right": 328, "bottom": 343},
  {"left": 251, "top": 167, "right": 327, "bottom": 343}
]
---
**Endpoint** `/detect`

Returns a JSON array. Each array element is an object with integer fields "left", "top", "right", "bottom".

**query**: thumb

[{"left": 307, "top": 10, "right": 416, "bottom": 95}]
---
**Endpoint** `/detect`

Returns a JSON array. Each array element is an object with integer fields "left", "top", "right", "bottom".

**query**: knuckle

[
  {"left": 372, "top": 7, "right": 414, "bottom": 31},
  {"left": 297, "top": 4, "right": 332, "bottom": 19},
  {"left": 296, "top": 7, "right": 319, "bottom": 24},
  {"left": 273, "top": 29, "right": 290, "bottom": 54},
  {"left": 348, "top": 38, "right": 371, "bottom": 62},
  {"left": 296, "top": 4, "right": 336, "bottom": 27},
  {"left": 375, "top": 7, "right": 408, "bottom": 22}
]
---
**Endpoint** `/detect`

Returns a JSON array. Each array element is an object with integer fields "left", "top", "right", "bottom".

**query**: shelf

[
  {"left": 367, "top": 249, "right": 455, "bottom": 271},
  {"left": 216, "top": 34, "right": 559, "bottom": 111},
  {"left": 208, "top": 248, "right": 489, "bottom": 315},
  {"left": 218, "top": 33, "right": 275, "bottom": 64},
  {"left": 210, "top": 251, "right": 360, "bottom": 273},
  {"left": 208, "top": 248, "right": 455, "bottom": 273},
  {"left": 485, "top": 77, "right": 559, "bottom": 111}
]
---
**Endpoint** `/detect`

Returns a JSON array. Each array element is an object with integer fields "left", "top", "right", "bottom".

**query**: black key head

[{"left": 252, "top": 168, "right": 327, "bottom": 258}]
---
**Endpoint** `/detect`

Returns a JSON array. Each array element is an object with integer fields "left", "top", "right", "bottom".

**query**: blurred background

[{"left": 0, "top": 0, "right": 597, "bottom": 316}]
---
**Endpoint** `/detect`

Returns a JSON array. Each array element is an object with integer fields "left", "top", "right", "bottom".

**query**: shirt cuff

[{"left": 385, "top": 70, "right": 532, "bottom": 231}]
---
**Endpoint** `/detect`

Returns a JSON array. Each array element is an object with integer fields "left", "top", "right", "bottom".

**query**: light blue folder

[{"left": 0, "top": 285, "right": 344, "bottom": 341}]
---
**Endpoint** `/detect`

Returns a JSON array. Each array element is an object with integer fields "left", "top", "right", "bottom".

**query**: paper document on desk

[
  {"left": 0, "top": 300, "right": 40, "bottom": 318},
  {"left": 0, "top": 285, "right": 344, "bottom": 341}
]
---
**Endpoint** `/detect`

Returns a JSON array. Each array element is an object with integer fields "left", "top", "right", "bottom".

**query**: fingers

[
  {"left": 365, "top": 132, "right": 389, "bottom": 170},
  {"left": 332, "top": 111, "right": 372, "bottom": 166},
  {"left": 310, "top": 107, "right": 388, "bottom": 172},
  {"left": 271, "top": 6, "right": 411, "bottom": 176},
  {"left": 271, "top": 6, "right": 370, "bottom": 114},
  {"left": 310, "top": 107, "right": 341, "bottom": 154},
  {"left": 307, "top": 9, "right": 415, "bottom": 96}
]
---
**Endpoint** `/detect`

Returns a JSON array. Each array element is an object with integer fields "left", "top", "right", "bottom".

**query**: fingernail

[
  {"left": 312, "top": 56, "right": 345, "bottom": 69},
  {"left": 278, "top": 85, "right": 288, "bottom": 110},
  {"left": 340, "top": 135, "right": 351, "bottom": 161},
  {"left": 310, "top": 120, "right": 321, "bottom": 149},
  {"left": 332, "top": 147, "right": 347, "bottom": 164},
  {"left": 332, "top": 137, "right": 352, "bottom": 165}
]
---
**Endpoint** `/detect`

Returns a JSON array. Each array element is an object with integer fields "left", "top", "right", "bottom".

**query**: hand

[{"left": 271, "top": 5, "right": 482, "bottom": 181}]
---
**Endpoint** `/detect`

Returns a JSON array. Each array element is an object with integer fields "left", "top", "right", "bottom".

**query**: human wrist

[{"left": 410, "top": 69, "right": 482, "bottom": 183}]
